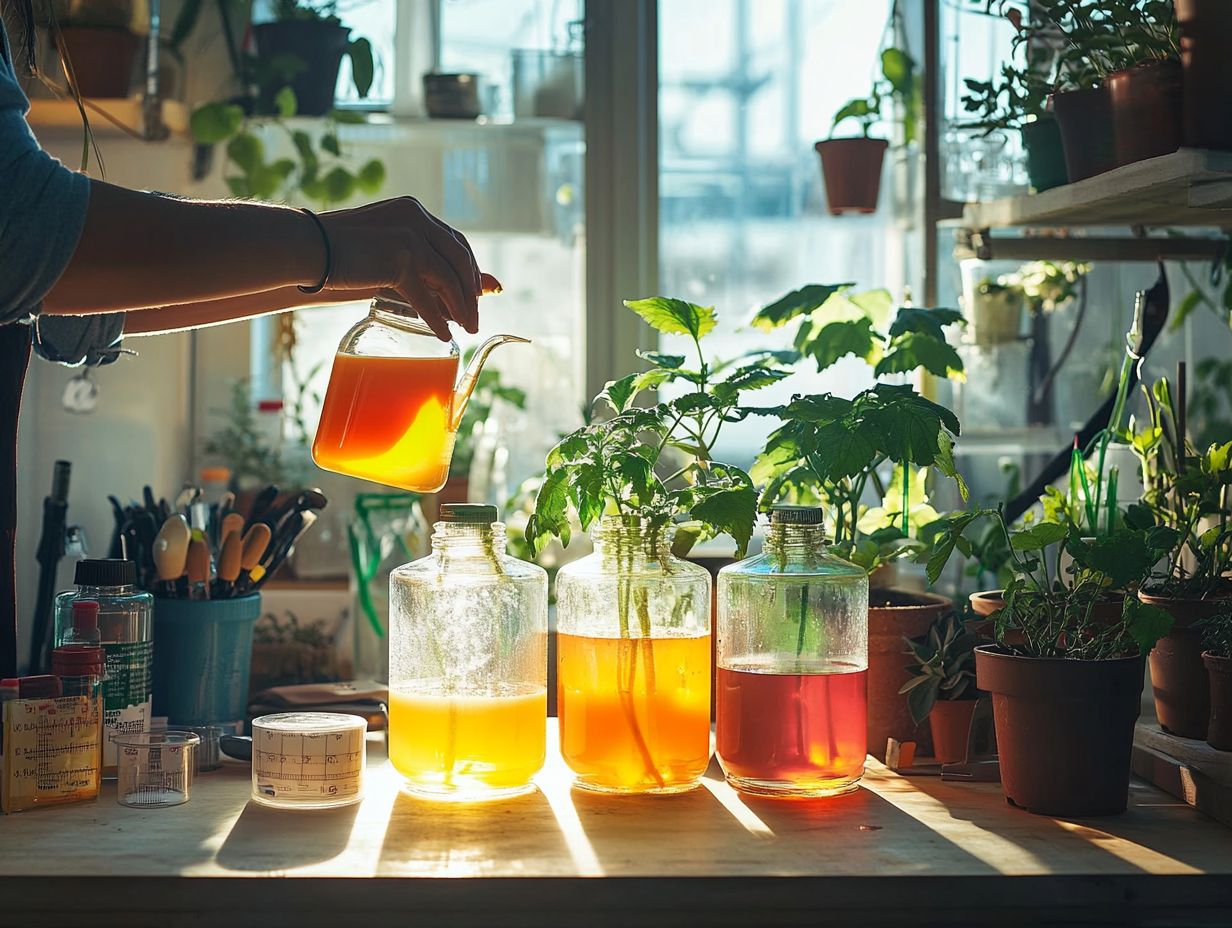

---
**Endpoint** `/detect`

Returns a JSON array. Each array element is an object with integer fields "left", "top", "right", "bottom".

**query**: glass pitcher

[
  {"left": 312, "top": 299, "right": 528, "bottom": 492},
  {"left": 716, "top": 506, "right": 868, "bottom": 797},
  {"left": 388, "top": 503, "right": 548, "bottom": 799}
]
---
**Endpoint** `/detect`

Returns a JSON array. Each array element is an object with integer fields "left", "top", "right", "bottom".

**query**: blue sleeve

[{"left": 0, "top": 44, "right": 126, "bottom": 365}]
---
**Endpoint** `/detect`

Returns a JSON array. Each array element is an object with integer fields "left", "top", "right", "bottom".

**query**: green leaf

[
  {"left": 225, "top": 176, "right": 250, "bottom": 198},
  {"left": 527, "top": 468, "right": 572, "bottom": 554},
  {"left": 750, "top": 283, "right": 852, "bottom": 330},
  {"left": 905, "top": 676, "right": 940, "bottom": 725},
  {"left": 713, "top": 364, "right": 790, "bottom": 402},
  {"left": 881, "top": 47, "right": 915, "bottom": 96},
  {"left": 356, "top": 159, "right": 386, "bottom": 194},
  {"left": 1010, "top": 521, "right": 1068, "bottom": 552},
  {"left": 691, "top": 483, "right": 757, "bottom": 557},
  {"left": 887, "top": 306, "right": 965, "bottom": 340},
  {"left": 877, "top": 331, "right": 966, "bottom": 380},
  {"left": 623, "top": 297, "right": 717, "bottom": 340},
  {"left": 1169, "top": 289, "right": 1206, "bottom": 332},
  {"left": 598, "top": 373, "right": 641, "bottom": 414},
  {"left": 934, "top": 431, "right": 969, "bottom": 501},
  {"left": 833, "top": 96, "right": 875, "bottom": 130},
  {"left": 226, "top": 132, "right": 264, "bottom": 174},
  {"left": 330, "top": 108, "right": 367, "bottom": 125},
  {"left": 321, "top": 133, "right": 342, "bottom": 157},
  {"left": 347, "top": 37, "right": 375, "bottom": 98},
  {"left": 292, "top": 130, "right": 319, "bottom": 182},
  {"left": 803, "top": 317, "right": 880, "bottom": 373},
  {"left": 320, "top": 166, "right": 356, "bottom": 203},
  {"left": 1124, "top": 597, "right": 1174, "bottom": 654},
  {"left": 636, "top": 350, "right": 686, "bottom": 369},
  {"left": 274, "top": 85, "right": 298, "bottom": 118},
  {"left": 190, "top": 102, "right": 243, "bottom": 144}
]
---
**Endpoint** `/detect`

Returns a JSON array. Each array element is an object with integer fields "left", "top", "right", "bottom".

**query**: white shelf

[{"left": 963, "top": 149, "right": 1232, "bottom": 230}]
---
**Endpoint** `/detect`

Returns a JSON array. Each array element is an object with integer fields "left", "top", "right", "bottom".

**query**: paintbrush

[
  {"left": 152, "top": 513, "right": 191, "bottom": 598},
  {"left": 186, "top": 532, "right": 212, "bottom": 600},
  {"left": 213, "top": 530, "right": 243, "bottom": 598}
]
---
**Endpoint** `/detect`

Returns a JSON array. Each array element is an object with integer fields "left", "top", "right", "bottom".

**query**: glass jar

[
  {"left": 388, "top": 504, "right": 548, "bottom": 799},
  {"left": 54, "top": 559, "right": 153, "bottom": 779},
  {"left": 716, "top": 506, "right": 868, "bottom": 797},
  {"left": 555, "top": 515, "right": 712, "bottom": 794}
]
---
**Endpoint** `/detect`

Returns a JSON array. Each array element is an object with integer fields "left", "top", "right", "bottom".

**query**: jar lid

[
  {"left": 769, "top": 505, "right": 825, "bottom": 526},
  {"left": 440, "top": 503, "right": 498, "bottom": 524},
  {"left": 72, "top": 599, "right": 100, "bottom": 632},
  {"left": 74, "top": 558, "right": 136, "bottom": 587}
]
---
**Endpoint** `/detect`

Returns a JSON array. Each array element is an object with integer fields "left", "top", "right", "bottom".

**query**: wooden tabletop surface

[{"left": 5, "top": 721, "right": 1231, "bottom": 928}]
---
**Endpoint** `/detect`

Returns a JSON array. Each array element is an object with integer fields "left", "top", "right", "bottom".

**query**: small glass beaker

[{"left": 114, "top": 731, "right": 199, "bottom": 808}]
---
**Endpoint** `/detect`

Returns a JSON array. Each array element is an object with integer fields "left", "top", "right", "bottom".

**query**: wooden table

[{"left": 5, "top": 721, "right": 1231, "bottom": 928}]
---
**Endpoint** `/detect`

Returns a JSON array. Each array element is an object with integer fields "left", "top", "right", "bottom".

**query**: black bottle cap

[
  {"left": 768, "top": 505, "right": 825, "bottom": 526},
  {"left": 74, "top": 558, "right": 137, "bottom": 587},
  {"left": 439, "top": 503, "right": 499, "bottom": 524}
]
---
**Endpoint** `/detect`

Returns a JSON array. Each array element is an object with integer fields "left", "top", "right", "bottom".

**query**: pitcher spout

[{"left": 451, "top": 334, "right": 531, "bottom": 431}]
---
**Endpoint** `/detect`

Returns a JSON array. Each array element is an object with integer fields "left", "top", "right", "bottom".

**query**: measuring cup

[{"left": 115, "top": 731, "right": 199, "bottom": 808}]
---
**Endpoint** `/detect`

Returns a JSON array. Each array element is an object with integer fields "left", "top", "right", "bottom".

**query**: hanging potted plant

[
  {"left": 1129, "top": 374, "right": 1232, "bottom": 739},
  {"left": 527, "top": 297, "right": 790, "bottom": 794},
  {"left": 926, "top": 506, "right": 1179, "bottom": 816},
  {"left": 900, "top": 612, "right": 982, "bottom": 764},
  {"left": 1200, "top": 606, "right": 1232, "bottom": 750},
  {"left": 967, "top": 277, "right": 1025, "bottom": 347},
  {"left": 751, "top": 284, "right": 967, "bottom": 759},
  {"left": 816, "top": 35, "right": 917, "bottom": 214}
]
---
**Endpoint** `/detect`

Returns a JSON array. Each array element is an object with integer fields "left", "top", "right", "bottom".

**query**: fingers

[
  {"left": 396, "top": 272, "right": 452, "bottom": 341},
  {"left": 480, "top": 272, "right": 503, "bottom": 294},
  {"left": 423, "top": 241, "right": 478, "bottom": 334}
]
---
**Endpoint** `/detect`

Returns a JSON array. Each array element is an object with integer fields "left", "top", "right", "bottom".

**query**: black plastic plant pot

[
  {"left": 254, "top": 20, "right": 350, "bottom": 117},
  {"left": 1020, "top": 117, "right": 1068, "bottom": 191},
  {"left": 975, "top": 645, "right": 1143, "bottom": 817},
  {"left": 1051, "top": 86, "right": 1116, "bottom": 182}
]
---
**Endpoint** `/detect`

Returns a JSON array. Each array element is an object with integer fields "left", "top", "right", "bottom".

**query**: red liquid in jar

[{"left": 716, "top": 661, "right": 867, "bottom": 794}]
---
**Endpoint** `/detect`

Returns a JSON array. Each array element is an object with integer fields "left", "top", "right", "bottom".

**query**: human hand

[{"left": 320, "top": 197, "right": 502, "bottom": 340}]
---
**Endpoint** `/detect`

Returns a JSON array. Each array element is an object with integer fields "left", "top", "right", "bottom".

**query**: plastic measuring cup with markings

[
  {"left": 115, "top": 731, "right": 199, "bottom": 808},
  {"left": 251, "top": 712, "right": 367, "bottom": 810}
]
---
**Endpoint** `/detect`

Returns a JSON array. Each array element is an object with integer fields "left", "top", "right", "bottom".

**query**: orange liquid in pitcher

[
  {"left": 312, "top": 353, "right": 458, "bottom": 492},
  {"left": 557, "top": 632, "right": 712, "bottom": 793}
]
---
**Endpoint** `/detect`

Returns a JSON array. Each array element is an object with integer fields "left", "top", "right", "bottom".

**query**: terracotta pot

[
  {"left": 929, "top": 698, "right": 979, "bottom": 765},
  {"left": 815, "top": 138, "right": 889, "bottom": 215},
  {"left": 1175, "top": 0, "right": 1232, "bottom": 151},
  {"left": 976, "top": 645, "right": 1143, "bottom": 816},
  {"left": 254, "top": 20, "right": 350, "bottom": 117},
  {"left": 867, "top": 588, "right": 953, "bottom": 761},
  {"left": 1051, "top": 86, "right": 1116, "bottom": 182},
  {"left": 969, "top": 589, "right": 1004, "bottom": 619},
  {"left": 1020, "top": 117, "right": 1068, "bottom": 191},
  {"left": 59, "top": 27, "right": 140, "bottom": 98},
  {"left": 1107, "top": 59, "right": 1183, "bottom": 167},
  {"left": 1204, "top": 652, "right": 1232, "bottom": 751},
  {"left": 1141, "top": 592, "right": 1228, "bottom": 739}
]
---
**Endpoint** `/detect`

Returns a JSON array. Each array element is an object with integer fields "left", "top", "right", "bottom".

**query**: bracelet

[{"left": 297, "top": 208, "right": 332, "bottom": 294}]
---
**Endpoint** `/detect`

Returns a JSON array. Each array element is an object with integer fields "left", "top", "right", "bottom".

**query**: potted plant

[
  {"left": 1175, "top": 0, "right": 1232, "bottom": 151},
  {"left": 927, "top": 505, "right": 1178, "bottom": 816},
  {"left": 1129, "top": 374, "right": 1232, "bottom": 738},
  {"left": 252, "top": 0, "right": 374, "bottom": 117},
  {"left": 1199, "top": 605, "right": 1232, "bottom": 750},
  {"left": 751, "top": 284, "right": 967, "bottom": 759},
  {"left": 816, "top": 39, "right": 917, "bottom": 214},
  {"left": 1006, "top": 0, "right": 1179, "bottom": 177},
  {"left": 527, "top": 297, "right": 789, "bottom": 793},
  {"left": 900, "top": 612, "right": 982, "bottom": 764},
  {"left": 967, "top": 278, "right": 1024, "bottom": 347},
  {"left": 45, "top": 0, "right": 143, "bottom": 98}
]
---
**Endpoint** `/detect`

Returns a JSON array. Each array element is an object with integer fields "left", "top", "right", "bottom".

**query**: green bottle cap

[{"left": 439, "top": 503, "right": 499, "bottom": 524}]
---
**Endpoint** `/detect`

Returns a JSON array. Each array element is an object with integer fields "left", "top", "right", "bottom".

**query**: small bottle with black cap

[
  {"left": 54, "top": 559, "right": 154, "bottom": 778},
  {"left": 387, "top": 503, "right": 548, "bottom": 799},
  {"left": 715, "top": 505, "right": 868, "bottom": 797}
]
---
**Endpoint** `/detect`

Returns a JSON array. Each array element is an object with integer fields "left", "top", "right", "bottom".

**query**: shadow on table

[{"left": 217, "top": 800, "right": 360, "bottom": 872}]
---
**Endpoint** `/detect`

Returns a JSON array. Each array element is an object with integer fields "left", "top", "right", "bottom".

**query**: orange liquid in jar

[
  {"left": 557, "top": 632, "right": 711, "bottom": 794},
  {"left": 312, "top": 353, "right": 458, "bottom": 492}
]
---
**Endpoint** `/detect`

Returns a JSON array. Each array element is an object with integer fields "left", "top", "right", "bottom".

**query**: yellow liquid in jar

[
  {"left": 389, "top": 682, "right": 546, "bottom": 799},
  {"left": 557, "top": 632, "right": 712, "bottom": 794}
]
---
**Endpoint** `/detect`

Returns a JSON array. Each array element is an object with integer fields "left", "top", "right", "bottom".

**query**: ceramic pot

[
  {"left": 976, "top": 645, "right": 1143, "bottom": 816},
  {"left": 1107, "top": 59, "right": 1183, "bottom": 167},
  {"left": 254, "top": 20, "right": 350, "bottom": 117},
  {"left": 1175, "top": 0, "right": 1232, "bottom": 151},
  {"left": 60, "top": 27, "right": 140, "bottom": 98},
  {"left": 1141, "top": 592, "right": 1228, "bottom": 739},
  {"left": 1051, "top": 86, "right": 1116, "bottom": 182},
  {"left": 929, "top": 698, "right": 979, "bottom": 765},
  {"left": 815, "top": 138, "right": 889, "bottom": 215},
  {"left": 1204, "top": 652, "right": 1232, "bottom": 751},
  {"left": 868, "top": 589, "right": 952, "bottom": 761},
  {"left": 1020, "top": 117, "right": 1068, "bottom": 191},
  {"left": 969, "top": 286, "right": 1024, "bottom": 346}
]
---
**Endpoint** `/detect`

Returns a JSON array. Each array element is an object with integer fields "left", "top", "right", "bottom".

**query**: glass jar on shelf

[
  {"left": 555, "top": 514, "right": 712, "bottom": 794},
  {"left": 716, "top": 506, "right": 868, "bottom": 798},
  {"left": 388, "top": 503, "right": 547, "bottom": 800}
]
